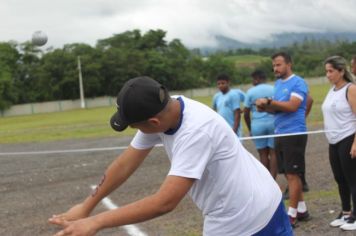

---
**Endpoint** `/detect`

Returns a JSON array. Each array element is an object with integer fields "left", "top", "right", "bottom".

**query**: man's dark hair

[
  {"left": 250, "top": 69, "right": 267, "bottom": 80},
  {"left": 271, "top": 52, "right": 292, "bottom": 64},
  {"left": 216, "top": 74, "right": 230, "bottom": 81}
]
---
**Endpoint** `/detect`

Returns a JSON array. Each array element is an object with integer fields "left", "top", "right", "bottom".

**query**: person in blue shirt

[
  {"left": 213, "top": 74, "right": 242, "bottom": 137},
  {"left": 233, "top": 88, "right": 246, "bottom": 104},
  {"left": 256, "top": 52, "right": 312, "bottom": 228},
  {"left": 244, "top": 70, "right": 277, "bottom": 179}
]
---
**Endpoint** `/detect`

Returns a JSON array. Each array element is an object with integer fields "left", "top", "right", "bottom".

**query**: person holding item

[{"left": 256, "top": 52, "right": 311, "bottom": 228}]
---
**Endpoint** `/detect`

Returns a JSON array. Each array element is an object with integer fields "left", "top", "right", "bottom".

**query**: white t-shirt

[
  {"left": 131, "top": 96, "right": 282, "bottom": 236},
  {"left": 322, "top": 83, "right": 356, "bottom": 144}
]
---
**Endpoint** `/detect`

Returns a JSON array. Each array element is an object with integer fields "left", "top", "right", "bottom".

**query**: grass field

[{"left": 0, "top": 82, "right": 331, "bottom": 144}]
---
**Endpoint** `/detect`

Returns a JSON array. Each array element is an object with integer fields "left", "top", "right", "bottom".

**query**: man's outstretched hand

[
  {"left": 50, "top": 217, "right": 99, "bottom": 236},
  {"left": 48, "top": 203, "right": 90, "bottom": 224},
  {"left": 49, "top": 203, "right": 97, "bottom": 235}
]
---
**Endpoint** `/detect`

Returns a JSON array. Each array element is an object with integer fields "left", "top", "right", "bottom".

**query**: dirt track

[{"left": 1, "top": 130, "right": 356, "bottom": 236}]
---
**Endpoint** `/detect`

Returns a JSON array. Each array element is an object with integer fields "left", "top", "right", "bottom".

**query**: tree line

[{"left": 1, "top": 29, "right": 356, "bottom": 110}]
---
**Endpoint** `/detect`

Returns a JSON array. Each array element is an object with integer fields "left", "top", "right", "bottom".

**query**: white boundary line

[
  {"left": 0, "top": 129, "right": 335, "bottom": 156},
  {"left": 90, "top": 185, "right": 147, "bottom": 236}
]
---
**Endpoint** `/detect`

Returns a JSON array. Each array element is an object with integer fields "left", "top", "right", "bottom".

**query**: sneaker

[
  {"left": 283, "top": 187, "right": 289, "bottom": 200},
  {"left": 297, "top": 211, "right": 311, "bottom": 221},
  {"left": 289, "top": 215, "right": 298, "bottom": 228},
  {"left": 330, "top": 212, "right": 350, "bottom": 227},
  {"left": 340, "top": 216, "right": 356, "bottom": 231}
]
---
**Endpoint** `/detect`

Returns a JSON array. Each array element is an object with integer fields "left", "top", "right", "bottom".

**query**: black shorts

[{"left": 275, "top": 134, "right": 308, "bottom": 174}]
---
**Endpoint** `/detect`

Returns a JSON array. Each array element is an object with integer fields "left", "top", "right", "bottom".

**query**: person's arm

[
  {"left": 52, "top": 175, "right": 195, "bottom": 236},
  {"left": 348, "top": 84, "right": 356, "bottom": 158},
  {"left": 305, "top": 94, "right": 314, "bottom": 117},
  {"left": 243, "top": 107, "right": 251, "bottom": 132},
  {"left": 49, "top": 145, "right": 151, "bottom": 223},
  {"left": 256, "top": 96, "right": 302, "bottom": 113},
  {"left": 212, "top": 95, "right": 217, "bottom": 111},
  {"left": 233, "top": 108, "right": 241, "bottom": 134}
]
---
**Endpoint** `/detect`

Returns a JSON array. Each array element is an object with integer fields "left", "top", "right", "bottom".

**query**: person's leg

[
  {"left": 300, "top": 135, "right": 309, "bottom": 192},
  {"left": 300, "top": 172, "right": 309, "bottom": 192},
  {"left": 275, "top": 137, "right": 289, "bottom": 198},
  {"left": 328, "top": 140, "right": 353, "bottom": 227},
  {"left": 337, "top": 135, "right": 356, "bottom": 230},
  {"left": 329, "top": 143, "right": 351, "bottom": 212},
  {"left": 252, "top": 122, "right": 274, "bottom": 176},
  {"left": 268, "top": 148, "right": 277, "bottom": 179},
  {"left": 267, "top": 135, "right": 277, "bottom": 180},
  {"left": 275, "top": 137, "right": 286, "bottom": 185},
  {"left": 286, "top": 173, "right": 303, "bottom": 209},
  {"left": 283, "top": 135, "right": 308, "bottom": 227},
  {"left": 258, "top": 148, "right": 270, "bottom": 170}
]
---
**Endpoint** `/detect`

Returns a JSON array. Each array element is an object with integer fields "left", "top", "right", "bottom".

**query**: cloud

[{"left": 0, "top": 0, "right": 356, "bottom": 48}]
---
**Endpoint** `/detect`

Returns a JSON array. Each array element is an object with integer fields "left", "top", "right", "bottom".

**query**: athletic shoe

[
  {"left": 297, "top": 211, "right": 311, "bottom": 221},
  {"left": 289, "top": 215, "right": 298, "bottom": 228},
  {"left": 329, "top": 212, "right": 350, "bottom": 227},
  {"left": 340, "top": 215, "right": 356, "bottom": 231}
]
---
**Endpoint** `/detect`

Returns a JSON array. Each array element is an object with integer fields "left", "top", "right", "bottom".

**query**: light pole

[{"left": 77, "top": 56, "right": 85, "bottom": 108}]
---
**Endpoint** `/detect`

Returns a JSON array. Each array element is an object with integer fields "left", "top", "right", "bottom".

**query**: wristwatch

[{"left": 266, "top": 97, "right": 272, "bottom": 105}]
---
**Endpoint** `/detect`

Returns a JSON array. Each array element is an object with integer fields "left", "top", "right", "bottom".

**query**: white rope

[
  {"left": 239, "top": 129, "right": 332, "bottom": 140},
  {"left": 0, "top": 144, "right": 163, "bottom": 156},
  {"left": 0, "top": 129, "right": 334, "bottom": 156}
]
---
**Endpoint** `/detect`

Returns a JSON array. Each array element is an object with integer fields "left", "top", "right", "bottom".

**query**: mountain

[{"left": 198, "top": 32, "right": 356, "bottom": 54}]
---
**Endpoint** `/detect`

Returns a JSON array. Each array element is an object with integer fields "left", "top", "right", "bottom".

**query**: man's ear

[{"left": 147, "top": 117, "right": 160, "bottom": 127}]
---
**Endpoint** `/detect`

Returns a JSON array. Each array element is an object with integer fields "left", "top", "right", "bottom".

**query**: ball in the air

[{"left": 32, "top": 31, "right": 48, "bottom": 46}]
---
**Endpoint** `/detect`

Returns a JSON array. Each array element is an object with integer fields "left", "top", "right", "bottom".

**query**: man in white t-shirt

[{"left": 49, "top": 76, "right": 292, "bottom": 236}]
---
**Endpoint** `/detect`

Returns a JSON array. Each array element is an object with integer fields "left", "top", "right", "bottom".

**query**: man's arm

[
  {"left": 49, "top": 145, "right": 151, "bottom": 223},
  {"left": 92, "top": 175, "right": 194, "bottom": 229},
  {"left": 233, "top": 108, "right": 241, "bottom": 134},
  {"left": 256, "top": 96, "right": 302, "bottom": 113},
  {"left": 305, "top": 94, "right": 314, "bottom": 117},
  {"left": 347, "top": 84, "right": 356, "bottom": 158},
  {"left": 52, "top": 175, "right": 195, "bottom": 236},
  {"left": 212, "top": 95, "right": 217, "bottom": 111},
  {"left": 243, "top": 107, "right": 251, "bottom": 132}
]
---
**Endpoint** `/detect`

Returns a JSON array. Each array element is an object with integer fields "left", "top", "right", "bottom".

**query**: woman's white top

[{"left": 322, "top": 83, "right": 356, "bottom": 144}]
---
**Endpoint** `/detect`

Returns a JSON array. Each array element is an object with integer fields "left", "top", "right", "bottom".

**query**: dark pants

[{"left": 329, "top": 134, "right": 356, "bottom": 216}]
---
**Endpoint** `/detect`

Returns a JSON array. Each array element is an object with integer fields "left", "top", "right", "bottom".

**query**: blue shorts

[
  {"left": 253, "top": 199, "right": 293, "bottom": 236},
  {"left": 251, "top": 120, "right": 274, "bottom": 149}
]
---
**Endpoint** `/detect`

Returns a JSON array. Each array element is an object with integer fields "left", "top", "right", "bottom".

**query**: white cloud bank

[{"left": 1, "top": 0, "right": 355, "bottom": 48}]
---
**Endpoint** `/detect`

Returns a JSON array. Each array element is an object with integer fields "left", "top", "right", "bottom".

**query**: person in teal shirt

[
  {"left": 213, "top": 74, "right": 242, "bottom": 137},
  {"left": 244, "top": 69, "right": 277, "bottom": 179}
]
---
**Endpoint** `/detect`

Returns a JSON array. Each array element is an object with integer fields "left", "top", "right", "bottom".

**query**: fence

[{"left": 0, "top": 77, "right": 328, "bottom": 118}]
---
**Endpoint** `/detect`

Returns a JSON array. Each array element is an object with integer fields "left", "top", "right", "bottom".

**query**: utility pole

[{"left": 77, "top": 56, "right": 85, "bottom": 109}]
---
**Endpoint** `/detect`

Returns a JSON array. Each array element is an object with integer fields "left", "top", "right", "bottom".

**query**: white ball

[{"left": 32, "top": 31, "right": 48, "bottom": 46}]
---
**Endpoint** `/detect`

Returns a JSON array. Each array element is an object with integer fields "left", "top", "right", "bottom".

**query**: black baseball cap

[{"left": 110, "top": 76, "right": 170, "bottom": 132}]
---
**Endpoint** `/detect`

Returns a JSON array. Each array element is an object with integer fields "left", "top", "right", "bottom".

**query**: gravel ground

[{"left": 1, "top": 130, "right": 356, "bottom": 236}]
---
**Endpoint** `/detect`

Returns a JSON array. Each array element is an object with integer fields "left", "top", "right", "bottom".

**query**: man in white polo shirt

[{"left": 49, "top": 76, "right": 292, "bottom": 236}]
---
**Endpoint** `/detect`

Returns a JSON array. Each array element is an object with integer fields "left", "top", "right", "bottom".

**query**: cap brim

[{"left": 110, "top": 112, "right": 128, "bottom": 132}]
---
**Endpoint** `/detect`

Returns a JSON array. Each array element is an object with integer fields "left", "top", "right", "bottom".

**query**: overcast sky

[{"left": 1, "top": 0, "right": 356, "bottom": 49}]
